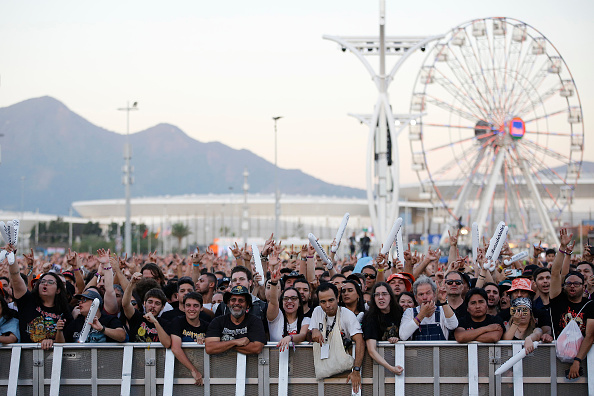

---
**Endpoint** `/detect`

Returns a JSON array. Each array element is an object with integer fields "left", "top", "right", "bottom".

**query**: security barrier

[{"left": 0, "top": 341, "right": 591, "bottom": 396}]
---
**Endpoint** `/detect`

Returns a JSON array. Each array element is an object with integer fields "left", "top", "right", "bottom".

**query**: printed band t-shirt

[
  {"left": 128, "top": 309, "right": 169, "bottom": 343},
  {"left": 169, "top": 316, "right": 210, "bottom": 342},
  {"left": 205, "top": 313, "right": 266, "bottom": 344},
  {"left": 549, "top": 293, "right": 594, "bottom": 337},
  {"left": 15, "top": 291, "right": 73, "bottom": 343}
]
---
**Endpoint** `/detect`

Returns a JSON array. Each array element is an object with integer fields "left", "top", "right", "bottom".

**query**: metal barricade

[{"left": 0, "top": 341, "right": 590, "bottom": 396}]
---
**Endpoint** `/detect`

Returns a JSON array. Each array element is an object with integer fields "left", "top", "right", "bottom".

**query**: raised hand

[
  {"left": 148, "top": 251, "right": 158, "bottom": 263},
  {"left": 448, "top": 229, "right": 460, "bottom": 247},
  {"left": 261, "top": 233, "right": 275, "bottom": 256},
  {"left": 97, "top": 249, "right": 110, "bottom": 265},
  {"left": 24, "top": 248, "right": 35, "bottom": 267},
  {"left": 533, "top": 241, "right": 544, "bottom": 257},
  {"left": 559, "top": 228, "right": 573, "bottom": 248}
]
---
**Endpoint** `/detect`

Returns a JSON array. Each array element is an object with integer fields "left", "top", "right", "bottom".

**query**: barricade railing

[{"left": 0, "top": 341, "right": 590, "bottom": 396}]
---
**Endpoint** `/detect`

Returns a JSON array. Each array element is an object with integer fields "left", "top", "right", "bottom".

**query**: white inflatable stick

[
  {"left": 490, "top": 226, "right": 508, "bottom": 263},
  {"left": 251, "top": 244, "right": 265, "bottom": 286},
  {"left": 331, "top": 213, "right": 350, "bottom": 253},
  {"left": 504, "top": 251, "right": 529, "bottom": 266},
  {"left": 495, "top": 342, "right": 539, "bottom": 375},
  {"left": 78, "top": 298, "right": 101, "bottom": 343},
  {"left": 381, "top": 218, "right": 403, "bottom": 255},
  {"left": 10, "top": 220, "right": 19, "bottom": 246},
  {"left": 472, "top": 222, "right": 480, "bottom": 263},
  {"left": 0, "top": 222, "right": 9, "bottom": 245},
  {"left": 485, "top": 222, "right": 506, "bottom": 261},
  {"left": 308, "top": 233, "right": 333, "bottom": 269},
  {"left": 395, "top": 227, "right": 404, "bottom": 263}
]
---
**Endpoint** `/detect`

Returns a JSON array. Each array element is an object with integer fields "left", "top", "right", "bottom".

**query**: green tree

[{"left": 171, "top": 222, "right": 191, "bottom": 251}]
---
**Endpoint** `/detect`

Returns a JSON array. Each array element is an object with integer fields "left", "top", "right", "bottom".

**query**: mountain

[{"left": 0, "top": 96, "right": 365, "bottom": 215}]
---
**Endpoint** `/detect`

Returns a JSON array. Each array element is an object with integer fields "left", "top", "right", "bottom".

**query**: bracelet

[
  {"left": 498, "top": 265, "right": 503, "bottom": 271},
  {"left": 378, "top": 268, "right": 384, "bottom": 272},
  {"left": 192, "top": 263, "right": 200, "bottom": 267},
  {"left": 72, "top": 268, "right": 81, "bottom": 272},
  {"left": 574, "top": 357, "right": 582, "bottom": 363},
  {"left": 300, "top": 258, "right": 307, "bottom": 261},
  {"left": 559, "top": 249, "right": 570, "bottom": 255},
  {"left": 414, "top": 316, "right": 421, "bottom": 326},
  {"left": 99, "top": 325, "right": 106, "bottom": 333},
  {"left": 479, "top": 275, "right": 486, "bottom": 279},
  {"left": 27, "top": 267, "right": 34, "bottom": 276},
  {"left": 103, "top": 266, "right": 112, "bottom": 270},
  {"left": 307, "top": 256, "right": 314, "bottom": 258},
  {"left": 269, "top": 281, "right": 278, "bottom": 286}
]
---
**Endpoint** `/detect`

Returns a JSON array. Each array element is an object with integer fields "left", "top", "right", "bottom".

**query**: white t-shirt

[
  {"left": 268, "top": 310, "right": 311, "bottom": 342},
  {"left": 202, "top": 302, "right": 213, "bottom": 311},
  {"left": 310, "top": 306, "right": 362, "bottom": 341}
]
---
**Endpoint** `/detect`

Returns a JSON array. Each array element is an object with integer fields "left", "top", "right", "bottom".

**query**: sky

[{"left": 0, "top": 0, "right": 592, "bottom": 191}]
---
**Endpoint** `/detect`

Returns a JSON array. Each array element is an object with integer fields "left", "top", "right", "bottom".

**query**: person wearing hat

[
  {"left": 282, "top": 271, "right": 304, "bottom": 289},
  {"left": 387, "top": 273, "right": 412, "bottom": 296},
  {"left": 56, "top": 289, "right": 126, "bottom": 343},
  {"left": 496, "top": 277, "right": 553, "bottom": 340},
  {"left": 217, "top": 277, "right": 231, "bottom": 293},
  {"left": 503, "top": 297, "right": 552, "bottom": 354},
  {"left": 205, "top": 285, "right": 266, "bottom": 355}
]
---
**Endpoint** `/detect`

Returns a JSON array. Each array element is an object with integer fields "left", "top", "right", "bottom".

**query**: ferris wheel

[{"left": 409, "top": 17, "right": 584, "bottom": 245}]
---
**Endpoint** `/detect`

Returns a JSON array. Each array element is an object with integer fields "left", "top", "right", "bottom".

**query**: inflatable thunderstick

[
  {"left": 252, "top": 244, "right": 265, "bottom": 286},
  {"left": 331, "top": 213, "right": 350, "bottom": 253},
  {"left": 308, "top": 233, "right": 333, "bottom": 270},
  {"left": 78, "top": 298, "right": 101, "bottom": 343},
  {"left": 381, "top": 218, "right": 403, "bottom": 255},
  {"left": 485, "top": 222, "right": 508, "bottom": 271},
  {"left": 472, "top": 222, "right": 480, "bottom": 263}
]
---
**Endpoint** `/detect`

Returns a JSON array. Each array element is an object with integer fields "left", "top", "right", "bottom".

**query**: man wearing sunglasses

[
  {"left": 442, "top": 272, "right": 468, "bottom": 337},
  {"left": 361, "top": 265, "right": 378, "bottom": 292},
  {"left": 549, "top": 229, "right": 594, "bottom": 379}
]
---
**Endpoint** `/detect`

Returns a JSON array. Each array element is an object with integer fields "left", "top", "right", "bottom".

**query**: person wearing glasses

[
  {"left": 362, "top": 282, "right": 404, "bottom": 375},
  {"left": 502, "top": 297, "right": 550, "bottom": 352},
  {"left": 549, "top": 228, "right": 594, "bottom": 379},
  {"left": 340, "top": 279, "right": 366, "bottom": 323},
  {"left": 267, "top": 269, "right": 310, "bottom": 351},
  {"left": 361, "top": 265, "right": 377, "bottom": 292},
  {"left": 7, "top": 248, "right": 73, "bottom": 349}
]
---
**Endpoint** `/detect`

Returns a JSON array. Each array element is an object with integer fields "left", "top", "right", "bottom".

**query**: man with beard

[
  {"left": 483, "top": 282, "right": 501, "bottom": 316},
  {"left": 387, "top": 273, "right": 412, "bottom": 296},
  {"left": 196, "top": 272, "right": 217, "bottom": 311},
  {"left": 549, "top": 229, "right": 594, "bottom": 379},
  {"left": 576, "top": 262, "right": 594, "bottom": 299},
  {"left": 205, "top": 286, "right": 265, "bottom": 355}
]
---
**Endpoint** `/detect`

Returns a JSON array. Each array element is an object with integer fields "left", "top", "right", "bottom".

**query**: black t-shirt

[
  {"left": 169, "top": 316, "right": 210, "bottom": 342},
  {"left": 497, "top": 307, "right": 552, "bottom": 329},
  {"left": 15, "top": 291, "right": 73, "bottom": 343},
  {"left": 549, "top": 292, "right": 594, "bottom": 337},
  {"left": 160, "top": 306, "right": 212, "bottom": 325},
  {"left": 457, "top": 314, "right": 505, "bottom": 331},
  {"left": 128, "top": 309, "right": 169, "bottom": 343},
  {"left": 206, "top": 313, "right": 266, "bottom": 344},
  {"left": 362, "top": 310, "right": 401, "bottom": 341},
  {"left": 447, "top": 302, "right": 468, "bottom": 340},
  {"left": 62, "top": 313, "right": 123, "bottom": 343}
]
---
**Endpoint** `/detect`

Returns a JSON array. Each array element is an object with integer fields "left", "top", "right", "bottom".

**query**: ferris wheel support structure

[{"left": 323, "top": 1, "right": 443, "bottom": 243}]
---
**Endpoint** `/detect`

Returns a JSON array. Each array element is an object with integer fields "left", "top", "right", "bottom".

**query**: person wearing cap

[
  {"left": 497, "top": 277, "right": 552, "bottom": 339},
  {"left": 502, "top": 297, "right": 552, "bottom": 353},
  {"left": 498, "top": 280, "right": 512, "bottom": 310},
  {"left": 282, "top": 271, "right": 304, "bottom": 289},
  {"left": 217, "top": 277, "right": 231, "bottom": 293},
  {"left": 549, "top": 229, "right": 594, "bottom": 378},
  {"left": 56, "top": 289, "right": 125, "bottom": 343},
  {"left": 205, "top": 285, "right": 266, "bottom": 355},
  {"left": 387, "top": 273, "right": 412, "bottom": 296},
  {"left": 454, "top": 288, "right": 504, "bottom": 343}
]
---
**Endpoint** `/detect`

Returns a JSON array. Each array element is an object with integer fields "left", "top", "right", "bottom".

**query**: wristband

[
  {"left": 269, "top": 281, "right": 278, "bottom": 286},
  {"left": 574, "top": 357, "right": 582, "bottom": 363},
  {"left": 99, "top": 325, "right": 106, "bottom": 333},
  {"left": 414, "top": 316, "right": 421, "bottom": 325},
  {"left": 27, "top": 267, "right": 34, "bottom": 276},
  {"left": 378, "top": 268, "right": 384, "bottom": 272},
  {"left": 192, "top": 263, "right": 200, "bottom": 267},
  {"left": 103, "top": 266, "right": 112, "bottom": 270},
  {"left": 559, "top": 249, "right": 570, "bottom": 255},
  {"left": 72, "top": 268, "right": 81, "bottom": 272},
  {"left": 301, "top": 258, "right": 307, "bottom": 261},
  {"left": 307, "top": 256, "right": 314, "bottom": 258}
]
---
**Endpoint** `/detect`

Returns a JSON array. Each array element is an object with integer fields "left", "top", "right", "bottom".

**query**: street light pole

[
  {"left": 118, "top": 101, "right": 138, "bottom": 256},
  {"left": 272, "top": 116, "right": 283, "bottom": 237}
]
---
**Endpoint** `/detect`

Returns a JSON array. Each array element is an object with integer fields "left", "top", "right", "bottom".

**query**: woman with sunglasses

[
  {"left": 267, "top": 269, "right": 310, "bottom": 351},
  {"left": 340, "top": 279, "right": 366, "bottom": 323},
  {"left": 362, "top": 282, "right": 404, "bottom": 375},
  {"left": 7, "top": 248, "right": 72, "bottom": 349},
  {"left": 503, "top": 297, "right": 551, "bottom": 353}
]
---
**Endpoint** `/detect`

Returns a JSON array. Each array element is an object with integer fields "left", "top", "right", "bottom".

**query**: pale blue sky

[{"left": 1, "top": 0, "right": 592, "bottom": 189}]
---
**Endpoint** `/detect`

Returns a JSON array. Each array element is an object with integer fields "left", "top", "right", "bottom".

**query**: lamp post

[
  {"left": 272, "top": 116, "right": 283, "bottom": 237},
  {"left": 118, "top": 101, "right": 138, "bottom": 256}
]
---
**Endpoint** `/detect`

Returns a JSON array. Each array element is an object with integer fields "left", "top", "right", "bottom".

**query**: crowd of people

[{"left": 0, "top": 227, "right": 593, "bottom": 391}]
